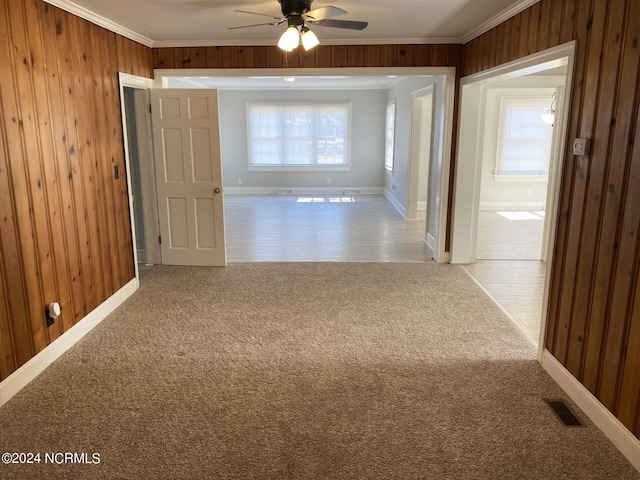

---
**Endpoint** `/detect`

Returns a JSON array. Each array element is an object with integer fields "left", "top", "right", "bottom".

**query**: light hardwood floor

[
  {"left": 224, "top": 194, "right": 431, "bottom": 262},
  {"left": 464, "top": 210, "right": 547, "bottom": 346}
]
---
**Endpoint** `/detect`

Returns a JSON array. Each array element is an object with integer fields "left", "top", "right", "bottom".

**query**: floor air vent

[{"left": 545, "top": 399, "right": 583, "bottom": 427}]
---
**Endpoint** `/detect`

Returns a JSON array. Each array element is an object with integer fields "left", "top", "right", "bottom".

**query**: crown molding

[
  {"left": 460, "top": 0, "right": 541, "bottom": 44},
  {"left": 43, "top": 0, "right": 153, "bottom": 47}
]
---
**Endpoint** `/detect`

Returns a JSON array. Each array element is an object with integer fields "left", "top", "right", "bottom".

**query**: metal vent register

[{"left": 545, "top": 399, "right": 583, "bottom": 427}]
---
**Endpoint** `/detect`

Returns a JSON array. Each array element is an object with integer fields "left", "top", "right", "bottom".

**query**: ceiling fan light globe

[
  {"left": 301, "top": 27, "right": 319, "bottom": 50},
  {"left": 278, "top": 26, "right": 300, "bottom": 51}
]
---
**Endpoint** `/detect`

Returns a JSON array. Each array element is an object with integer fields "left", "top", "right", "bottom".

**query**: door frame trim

[
  {"left": 118, "top": 73, "right": 159, "bottom": 275},
  {"left": 153, "top": 67, "right": 455, "bottom": 263},
  {"left": 450, "top": 41, "right": 577, "bottom": 360}
]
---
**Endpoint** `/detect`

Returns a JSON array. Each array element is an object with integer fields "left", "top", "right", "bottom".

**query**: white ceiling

[{"left": 48, "top": 0, "right": 538, "bottom": 47}]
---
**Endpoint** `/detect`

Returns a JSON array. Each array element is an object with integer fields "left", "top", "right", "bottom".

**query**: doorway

[
  {"left": 118, "top": 74, "right": 160, "bottom": 277},
  {"left": 451, "top": 42, "right": 576, "bottom": 354},
  {"left": 156, "top": 67, "right": 455, "bottom": 264}
]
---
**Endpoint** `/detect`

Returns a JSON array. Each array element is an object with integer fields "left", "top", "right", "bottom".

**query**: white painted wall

[
  {"left": 385, "top": 76, "right": 445, "bottom": 219},
  {"left": 417, "top": 97, "right": 432, "bottom": 205},
  {"left": 218, "top": 89, "right": 387, "bottom": 190}
]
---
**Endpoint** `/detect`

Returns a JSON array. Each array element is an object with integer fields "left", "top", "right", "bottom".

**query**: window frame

[
  {"left": 246, "top": 101, "right": 352, "bottom": 172},
  {"left": 384, "top": 100, "right": 396, "bottom": 172}
]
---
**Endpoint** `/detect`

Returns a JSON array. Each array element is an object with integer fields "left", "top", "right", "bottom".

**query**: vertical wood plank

[
  {"left": 25, "top": 0, "right": 76, "bottom": 341},
  {"left": 394, "top": 45, "right": 414, "bottom": 67},
  {"left": 203, "top": 46, "right": 221, "bottom": 68},
  {"left": 0, "top": 239, "right": 16, "bottom": 379},
  {"left": 7, "top": 0, "right": 51, "bottom": 353},
  {"left": 80, "top": 22, "right": 113, "bottom": 306},
  {"left": 154, "top": 47, "right": 175, "bottom": 69},
  {"left": 348, "top": 45, "right": 365, "bottom": 67},
  {"left": 517, "top": 8, "right": 531, "bottom": 58},
  {"left": 38, "top": 1, "right": 84, "bottom": 330},
  {"left": 537, "top": 0, "right": 552, "bottom": 52},
  {"left": 579, "top": 0, "right": 628, "bottom": 394},
  {"left": 527, "top": 2, "right": 541, "bottom": 56},
  {"left": 66, "top": 13, "right": 99, "bottom": 313},
  {"left": 611, "top": 105, "right": 640, "bottom": 429},
  {"left": 554, "top": 0, "right": 600, "bottom": 374},
  {"left": 314, "top": 45, "right": 333, "bottom": 68},
  {"left": 596, "top": 0, "right": 640, "bottom": 410},
  {"left": 53, "top": 7, "right": 93, "bottom": 320},
  {"left": 548, "top": 0, "right": 565, "bottom": 47},
  {"left": 332, "top": 46, "right": 349, "bottom": 67}
]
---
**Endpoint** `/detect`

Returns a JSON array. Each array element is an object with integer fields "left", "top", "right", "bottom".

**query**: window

[
  {"left": 247, "top": 102, "right": 350, "bottom": 169},
  {"left": 495, "top": 97, "right": 553, "bottom": 178},
  {"left": 384, "top": 100, "right": 396, "bottom": 171}
]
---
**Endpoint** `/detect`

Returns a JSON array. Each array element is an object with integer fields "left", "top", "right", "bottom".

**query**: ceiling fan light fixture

[
  {"left": 278, "top": 25, "right": 300, "bottom": 51},
  {"left": 300, "top": 26, "right": 319, "bottom": 50}
]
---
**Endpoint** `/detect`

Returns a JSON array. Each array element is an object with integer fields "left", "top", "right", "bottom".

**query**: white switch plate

[{"left": 573, "top": 138, "right": 591, "bottom": 156}]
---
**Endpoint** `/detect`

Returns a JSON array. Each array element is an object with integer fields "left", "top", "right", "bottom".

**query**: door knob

[{"left": 213, "top": 187, "right": 221, "bottom": 194}]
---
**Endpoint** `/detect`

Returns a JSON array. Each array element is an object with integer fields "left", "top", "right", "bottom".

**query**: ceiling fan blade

[
  {"left": 228, "top": 20, "right": 284, "bottom": 30},
  {"left": 234, "top": 9, "right": 283, "bottom": 20},
  {"left": 302, "top": 6, "right": 346, "bottom": 21},
  {"left": 309, "top": 19, "right": 368, "bottom": 30}
]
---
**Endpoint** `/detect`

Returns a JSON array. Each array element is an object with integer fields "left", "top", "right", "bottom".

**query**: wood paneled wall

[
  {"left": 464, "top": 0, "right": 640, "bottom": 439},
  {"left": 0, "top": 0, "right": 152, "bottom": 380},
  {"left": 152, "top": 44, "right": 462, "bottom": 70}
]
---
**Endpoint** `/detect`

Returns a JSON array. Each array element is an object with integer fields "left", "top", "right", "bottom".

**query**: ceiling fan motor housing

[{"left": 278, "top": 0, "right": 313, "bottom": 17}]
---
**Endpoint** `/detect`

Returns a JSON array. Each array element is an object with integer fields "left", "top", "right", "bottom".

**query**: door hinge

[
  {"left": 148, "top": 104, "right": 152, "bottom": 114},
  {"left": 158, "top": 235, "right": 162, "bottom": 244}
]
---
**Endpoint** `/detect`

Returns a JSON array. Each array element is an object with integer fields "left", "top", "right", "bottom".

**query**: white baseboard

[
  {"left": 0, "top": 277, "right": 139, "bottom": 407},
  {"left": 479, "top": 201, "right": 546, "bottom": 211},
  {"left": 426, "top": 232, "right": 436, "bottom": 252},
  {"left": 541, "top": 350, "right": 640, "bottom": 473},
  {"left": 384, "top": 189, "right": 406, "bottom": 218},
  {"left": 223, "top": 187, "right": 384, "bottom": 195}
]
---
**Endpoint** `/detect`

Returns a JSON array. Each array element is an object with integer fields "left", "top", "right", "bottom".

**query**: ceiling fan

[{"left": 229, "top": 0, "right": 368, "bottom": 51}]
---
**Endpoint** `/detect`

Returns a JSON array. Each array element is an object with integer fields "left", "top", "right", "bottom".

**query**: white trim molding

[
  {"left": 384, "top": 188, "right": 406, "bottom": 218},
  {"left": 461, "top": 0, "right": 542, "bottom": 44},
  {"left": 43, "top": 0, "right": 152, "bottom": 47},
  {"left": 541, "top": 350, "right": 640, "bottom": 473},
  {"left": 0, "top": 278, "right": 139, "bottom": 407}
]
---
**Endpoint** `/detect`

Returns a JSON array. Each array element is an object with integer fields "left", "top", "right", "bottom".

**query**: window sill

[
  {"left": 249, "top": 165, "right": 351, "bottom": 172},
  {"left": 493, "top": 174, "right": 548, "bottom": 183}
]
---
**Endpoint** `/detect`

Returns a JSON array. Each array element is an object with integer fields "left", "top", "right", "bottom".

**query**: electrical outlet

[
  {"left": 327, "top": 177, "right": 332, "bottom": 185},
  {"left": 573, "top": 138, "right": 591, "bottom": 156},
  {"left": 238, "top": 178, "right": 242, "bottom": 185}
]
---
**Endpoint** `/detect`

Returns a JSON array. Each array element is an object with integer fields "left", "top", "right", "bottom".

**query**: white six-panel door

[{"left": 150, "top": 89, "right": 226, "bottom": 266}]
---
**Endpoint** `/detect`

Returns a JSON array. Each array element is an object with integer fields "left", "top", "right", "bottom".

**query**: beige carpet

[{"left": 0, "top": 263, "right": 638, "bottom": 479}]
